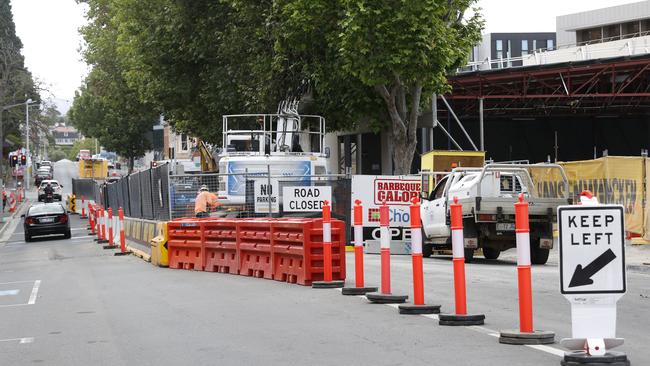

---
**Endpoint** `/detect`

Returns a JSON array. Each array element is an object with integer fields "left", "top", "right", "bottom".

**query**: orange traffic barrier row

[{"left": 166, "top": 217, "right": 346, "bottom": 286}]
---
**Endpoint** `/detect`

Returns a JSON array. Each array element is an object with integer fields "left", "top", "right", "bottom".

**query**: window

[
  {"left": 546, "top": 39, "right": 554, "bottom": 50},
  {"left": 430, "top": 176, "right": 448, "bottom": 200},
  {"left": 622, "top": 21, "right": 640, "bottom": 38},
  {"left": 642, "top": 19, "right": 650, "bottom": 33},
  {"left": 496, "top": 40, "right": 503, "bottom": 59},
  {"left": 577, "top": 27, "right": 602, "bottom": 45},
  {"left": 603, "top": 24, "right": 620, "bottom": 41},
  {"left": 500, "top": 175, "right": 522, "bottom": 193},
  {"left": 181, "top": 134, "right": 188, "bottom": 151},
  {"left": 521, "top": 40, "right": 529, "bottom": 55}
]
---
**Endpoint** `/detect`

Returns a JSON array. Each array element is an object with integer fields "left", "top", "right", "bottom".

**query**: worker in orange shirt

[{"left": 194, "top": 185, "right": 219, "bottom": 218}]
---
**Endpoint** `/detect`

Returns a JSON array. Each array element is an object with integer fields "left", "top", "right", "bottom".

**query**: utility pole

[{"left": 25, "top": 99, "right": 32, "bottom": 190}]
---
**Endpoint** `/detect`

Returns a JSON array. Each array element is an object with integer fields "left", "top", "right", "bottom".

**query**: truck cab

[{"left": 420, "top": 164, "right": 570, "bottom": 264}]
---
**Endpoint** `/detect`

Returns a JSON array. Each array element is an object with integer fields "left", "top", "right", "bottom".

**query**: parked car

[
  {"left": 22, "top": 203, "right": 71, "bottom": 241},
  {"left": 37, "top": 180, "right": 63, "bottom": 202}
]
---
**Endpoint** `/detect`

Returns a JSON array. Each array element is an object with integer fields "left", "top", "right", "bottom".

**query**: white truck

[{"left": 420, "top": 164, "right": 570, "bottom": 264}]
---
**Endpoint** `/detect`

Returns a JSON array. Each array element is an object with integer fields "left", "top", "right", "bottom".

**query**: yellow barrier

[{"left": 150, "top": 222, "right": 169, "bottom": 267}]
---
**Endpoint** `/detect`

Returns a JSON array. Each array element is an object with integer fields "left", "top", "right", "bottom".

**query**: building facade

[
  {"left": 51, "top": 125, "right": 81, "bottom": 146},
  {"left": 468, "top": 32, "right": 556, "bottom": 70}
]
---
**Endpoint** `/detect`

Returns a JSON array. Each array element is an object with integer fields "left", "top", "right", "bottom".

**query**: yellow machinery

[
  {"left": 79, "top": 159, "right": 108, "bottom": 179},
  {"left": 420, "top": 150, "right": 486, "bottom": 193},
  {"left": 198, "top": 139, "right": 217, "bottom": 172}
]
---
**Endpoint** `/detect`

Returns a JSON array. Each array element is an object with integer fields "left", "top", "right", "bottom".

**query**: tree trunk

[
  {"left": 128, "top": 155, "right": 134, "bottom": 174},
  {"left": 375, "top": 81, "right": 422, "bottom": 175}
]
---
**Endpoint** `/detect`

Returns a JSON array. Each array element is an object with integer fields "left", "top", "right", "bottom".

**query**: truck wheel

[
  {"left": 482, "top": 247, "right": 500, "bottom": 260},
  {"left": 422, "top": 243, "right": 433, "bottom": 258},
  {"left": 464, "top": 248, "right": 475, "bottom": 263},
  {"left": 530, "top": 240, "right": 550, "bottom": 265}
]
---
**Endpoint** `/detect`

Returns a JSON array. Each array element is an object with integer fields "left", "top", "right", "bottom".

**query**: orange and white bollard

[
  {"left": 8, "top": 192, "right": 16, "bottom": 212},
  {"left": 114, "top": 207, "right": 130, "bottom": 256},
  {"left": 103, "top": 208, "right": 116, "bottom": 249},
  {"left": 89, "top": 205, "right": 95, "bottom": 235},
  {"left": 312, "top": 200, "right": 344, "bottom": 288},
  {"left": 81, "top": 196, "right": 87, "bottom": 218},
  {"left": 366, "top": 201, "right": 408, "bottom": 304},
  {"left": 439, "top": 197, "right": 484, "bottom": 326},
  {"left": 98, "top": 207, "right": 108, "bottom": 244},
  {"left": 398, "top": 197, "right": 441, "bottom": 314},
  {"left": 342, "top": 200, "right": 378, "bottom": 295},
  {"left": 499, "top": 194, "right": 555, "bottom": 344}
]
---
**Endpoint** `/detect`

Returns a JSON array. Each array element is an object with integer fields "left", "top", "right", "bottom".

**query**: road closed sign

[
  {"left": 558, "top": 205, "right": 626, "bottom": 295},
  {"left": 282, "top": 186, "right": 331, "bottom": 212}
]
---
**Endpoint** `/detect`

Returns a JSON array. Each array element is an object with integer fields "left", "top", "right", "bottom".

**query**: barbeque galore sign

[{"left": 374, "top": 178, "right": 421, "bottom": 205}]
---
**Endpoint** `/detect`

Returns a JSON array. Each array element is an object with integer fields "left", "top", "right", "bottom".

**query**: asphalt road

[
  {"left": 0, "top": 209, "right": 648, "bottom": 365},
  {"left": 52, "top": 160, "right": 78, "bottom": 195}
]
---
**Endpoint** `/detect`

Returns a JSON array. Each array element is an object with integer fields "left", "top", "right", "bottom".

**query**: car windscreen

[
  {"left": 36, "top": 172, "right": 50, "bottom": 177},
  {"left": 28, "top": 204, "right": 64, "bottom": 215}
]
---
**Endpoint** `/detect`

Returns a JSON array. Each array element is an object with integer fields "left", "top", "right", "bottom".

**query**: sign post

[{"left": 557, "top": 194, "right": 630, "bottom": 366}]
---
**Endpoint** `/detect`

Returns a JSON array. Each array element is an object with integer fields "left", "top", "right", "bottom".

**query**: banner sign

[
  {"left": 352, "top": 175, "right": 421, "bottom": 240},
  {"left": 282, "top": 186, "right": 331, "bottom": 212},
  {"left": 530, "top": 156, "right": 644, "bottom": 235}
]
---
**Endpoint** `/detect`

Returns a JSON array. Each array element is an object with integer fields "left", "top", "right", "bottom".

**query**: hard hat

[{"left": 199, "top": 185, "right": 209, "bottom": 192}]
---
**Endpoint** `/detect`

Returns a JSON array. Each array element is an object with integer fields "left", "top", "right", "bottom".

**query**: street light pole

[{"left": 25, "top": 98, "right": 32, "bottom": 190}]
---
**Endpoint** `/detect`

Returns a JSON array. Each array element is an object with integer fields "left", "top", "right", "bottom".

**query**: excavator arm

[{"left": 198, "top": 139, "right": 217, "bottom": 172}]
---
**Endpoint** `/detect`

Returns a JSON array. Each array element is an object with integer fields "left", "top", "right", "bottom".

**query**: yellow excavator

[{"left": 197, "top": 139, "right": 217, "bottom": 172}]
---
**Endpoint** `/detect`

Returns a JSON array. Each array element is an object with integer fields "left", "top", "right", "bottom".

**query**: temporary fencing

[
  {"left": 168, "top": 171, "right": 350, "bottom": 225},
  {"left": 73, "top": 164, "right": 170, "bottom": 221},
  {"left": 166, "top": 217, "right": 346, "bottom": 286}
]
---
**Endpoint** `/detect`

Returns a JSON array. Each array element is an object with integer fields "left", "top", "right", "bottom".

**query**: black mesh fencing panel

[
  {"left": 129, "top": 173, "right": 142, "bottom": 219},
  {"left": 151, "top": 165, "right": 170, "bottom": 220},
  {"left": 139, "top": 169, "right": 154, "bottom": 220},
  {"left": 122, "top": 177, "right": 131, "bottom": 216},
  {"left": 72, "top": 179, "right": 97, "bottom": 201},
  {"left": 107, "top": 182, "right": 120, "bottom": 210}
]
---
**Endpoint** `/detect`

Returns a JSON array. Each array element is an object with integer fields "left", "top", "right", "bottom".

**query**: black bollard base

[
  {"left": 102, "top": 245, "right": 118, "bottom": 250},
  {"left": 312, "top": 280, "right": 345, "bottom": 289},
  {"left": 341, "top": 286, "right": 378, "bottom": 295},
  {"left": 499, "top": 329, "right": 555, "bottom": 345},
  {"left": 96, "top": 239, "right": 108, "bottom": 244},
  {"left": 366, "top": 292, "right": 408, "bottom": 304},
  {"left": 114, "top": 251, "right": 130, "bottom": 256},
  {"left": 561, "top": 351, "right": 630, "bottom": 366},
  {"left": 398, "top": 304, "right": 441, "bottom": 315},
  {"left": 439, "top": 313, "right": 485, "bottom": 326}
]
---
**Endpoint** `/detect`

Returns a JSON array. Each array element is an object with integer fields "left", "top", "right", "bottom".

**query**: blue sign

[{"left": 227, "top": 161, "right": 311, "bottom": 196}]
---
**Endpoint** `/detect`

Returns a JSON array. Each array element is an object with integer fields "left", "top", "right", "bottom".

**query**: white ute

[{"left": 420, "top": 163, "right": 570, "bottom": 264}]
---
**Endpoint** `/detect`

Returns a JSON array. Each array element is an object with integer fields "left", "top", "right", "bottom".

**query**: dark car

[
  {"left": 34, "top": 171, "right": 52, "bottom": 186},
  {"left": 22, "top": 203, "right": 71, "bottom": 242}
]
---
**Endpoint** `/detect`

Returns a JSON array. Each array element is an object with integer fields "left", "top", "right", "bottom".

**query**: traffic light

[
  {"left": 20, "top": 155, "right": 27, "bottom": 166},
  {"left": 10, "top": 155, "right": 17, "bottom": 167}
]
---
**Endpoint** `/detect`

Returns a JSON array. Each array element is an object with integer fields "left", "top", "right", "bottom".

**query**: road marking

[
  {"left": 526, "top": 344, "right": 566, "bottom": 357},
  {"left": 0, "top": 289, "right": 20, "bottom": 296},
  {"left": 0, "top": 337, "right": 34, "bottom": 344},
  {"left": 0, "top": 280, "right": 34, "bottom": 285},
  {"left": 330, "top": 286, "right": 566, "bottom": 358},
  {"left": 27, "top": 280, "right": 41, "bottom": 305},
  {"left": 5, "top": 236, "right": 91, "bottom": 245}
]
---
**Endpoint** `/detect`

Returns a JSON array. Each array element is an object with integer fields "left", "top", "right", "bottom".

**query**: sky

[{"left": 9, "top": 0, "right": 646, "bottom": 115}]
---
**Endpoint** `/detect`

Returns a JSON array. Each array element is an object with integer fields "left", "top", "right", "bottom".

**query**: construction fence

[{"left": 72, "top": 163, "right": 170, "bottom": 221}]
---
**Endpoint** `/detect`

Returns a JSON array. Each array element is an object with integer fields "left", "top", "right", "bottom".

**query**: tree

[
  {"left": 70, "top": 0, "right": 159, "bottom": 172},
  {"left": 0, "top": 0, "right": 39, "bottom": 159},
  {"left": 275, "top": 0, "right": 483, "bottom": 174}
]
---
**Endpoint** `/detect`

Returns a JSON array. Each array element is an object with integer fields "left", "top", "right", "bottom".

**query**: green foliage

[
  {"left": 70, "top": 0, "right": 159, "bottom": 171},
  {"left": 0, "top": 0, "right": 39, "bottom": 152},
  {"left": 66, "top": 138, "right": 97, "bottom": 160},
  {"left": 48, "top": 147, "right": 68, "bottom": 162},
  {"left": 73, "top": 0, "right": 483, "bottom": 174}
]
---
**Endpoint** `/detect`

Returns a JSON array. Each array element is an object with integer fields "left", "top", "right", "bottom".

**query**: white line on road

[
  {"left": 0, "top": 337, "right": 34, "bottom": 344},
  {"left": 330, "top": 286, "right": 566, "bottom": 359},
  {"left": 0, "top": 280, "right": 34, "bottom": 285},
  {"left": 0, "top": 289, "right": 20, "bottom": 296},
  {"left": 27, "top": 280, "right": 41, "bottom": 305}
]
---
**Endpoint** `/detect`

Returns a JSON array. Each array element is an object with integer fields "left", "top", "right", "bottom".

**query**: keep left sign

[{"left": 558, "top": 205, "right": 626, "bottom": 295}]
